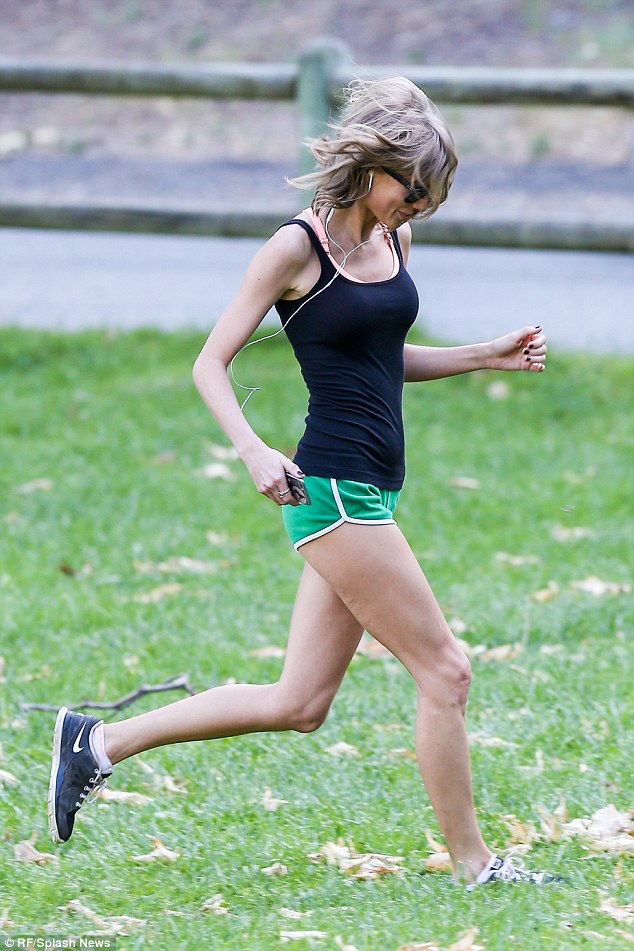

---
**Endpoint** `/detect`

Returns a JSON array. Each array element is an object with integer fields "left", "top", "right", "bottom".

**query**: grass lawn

[{"left": 0, "top": 327, "right": 632, "bottom": 950}]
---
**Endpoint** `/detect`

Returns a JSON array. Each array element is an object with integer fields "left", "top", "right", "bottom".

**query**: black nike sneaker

[
  {"left": 466, "top": 853, "right": 568, "bottom": 889},
  {"left": 48, "top": 707, "right": 112, "bottom": 843}
]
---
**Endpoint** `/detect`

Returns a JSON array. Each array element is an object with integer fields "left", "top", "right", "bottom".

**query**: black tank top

[{"left": 275, "top": 218, "right": 419, "bottom": 489}]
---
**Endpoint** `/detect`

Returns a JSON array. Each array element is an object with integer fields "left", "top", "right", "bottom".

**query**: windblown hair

[{"left": 288, "top": 77, "right": 458, "bottom": 219}]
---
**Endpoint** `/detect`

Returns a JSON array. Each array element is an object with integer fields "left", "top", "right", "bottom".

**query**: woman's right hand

[{"left": 242, "top": 444, "right": 304, "bottom": 506}]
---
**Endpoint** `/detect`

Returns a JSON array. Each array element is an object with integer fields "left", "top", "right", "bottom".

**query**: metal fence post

[{"left": 297, "top": 38, "right": 353, "bottom": 175}]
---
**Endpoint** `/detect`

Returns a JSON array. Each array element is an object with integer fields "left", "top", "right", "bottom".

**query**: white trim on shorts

[{"left": 293, "top": 478, "right": 396, "bottom": 551}]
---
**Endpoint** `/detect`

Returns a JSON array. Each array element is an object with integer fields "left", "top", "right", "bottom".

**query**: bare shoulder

[
  {"left": 396, "top": 221, "right": 413, "bottom": 263},
  {"left": 262, "top": 213, "right": 314, "bottom": 268}
]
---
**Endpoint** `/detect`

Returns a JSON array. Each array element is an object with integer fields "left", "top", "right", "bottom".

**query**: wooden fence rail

[{"left": 1, "top": 39, "right": 633, "bottom": 251}]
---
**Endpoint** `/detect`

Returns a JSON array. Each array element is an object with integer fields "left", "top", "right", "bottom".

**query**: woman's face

[{"left": 365, "top": 168, "right": 430, "bottom": 227}]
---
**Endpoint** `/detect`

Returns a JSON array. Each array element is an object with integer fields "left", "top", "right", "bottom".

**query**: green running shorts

[{"left": 282, "top": 476, "right": 400, "bottom": 551}]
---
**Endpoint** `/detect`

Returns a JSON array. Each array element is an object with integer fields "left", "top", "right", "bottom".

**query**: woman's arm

[
  {"left": 192, "top": 225, "right": 311, "bottom": 505},
  {"left": 404, "top": 327, "right": 547, "bottom": 382}
]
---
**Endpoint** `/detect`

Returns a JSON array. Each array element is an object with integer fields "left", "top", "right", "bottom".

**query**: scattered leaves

[
  {"left": 281, "top": 908, "right": 314, "bottom": 920},
  {"left": 398, "top": 928, "right": 485, "bottom": 951},
  {"left": 195, "top": 462, "right": 235, "bottom": 481},
  {"left": 537, "top": 795, "right": 569, "bottom": 842},
  {"left": 570, "top": 576, "right": 631, "bottom": 597},
  {"left": 447, "top": 476, "right": 480, "bottom": 490},
  {"left": 480, "top": 643, "right": 523, "bottom": 662},
  {"left": 100, "top": 788, "right": 151, "bottom": 806},
  {"left": 60, "top": 899, "right": 146, "bottom": 935},
  {"left": 281, "top": 931, "right": 327, "bottom": 943},
  {"left": 562, "top": 804, "right": 634, "bottom": 855},
  {"left": 387, "top": 748, "right": 417, "bottom": 760},
  {"left": 249, "top": 645, "right": 286, "bottom": 658},
  {"left": 486, "top": 380, "right": 510, "bottom": 400},
  {"left": 550, "top": 525, "right": 594, "bottom": 542},
  {"left": 206, "top": 530, "right": 228, "bottom": 545},
  {"left": 200, "top": 893, "right": 229, "bottom": 915},
  {"left": 132, "top": 835, "right": 179, "bottom": 863},
  {"left": 15, "top": 478, "right": 53, "bottom": 494},
  {"left": 14, "top": 833, "right": 59, "bottom": 866},
  {"left": 530, "top": 581, "right": 560, "bottom": 602},
  {"left": 207, "top": 443, "right": 240, "bottom": 462},
  {"left": 308, "top": 839, "right": 404, "bottom": 880},
  {"left": 495, "top": 551, "right": 540, "bottom": 567},
  {"left": 469, "top": 733, "right": 518, "bottom": 748},
  {"left": 0, "top": 768, "right": 18, "bottom": 788},
  {"left": 335, "top": 938, "right": 360, "bottom": 951},
  {"left": 134, "top": 556, "right": 219, "bottom": 575},
  {"left": 424, "top": 852, "right": 452, "bottom": 873},
  {"left": 261, "top": 787, "right": 288, "bottom": 812},
  {"left": 501, "top": 814, "right": 541, "bottom": 847},
  {"left": 261, "top": 861, "right": 288, "bottom": 876},
  {"left": 599, "top": 896, "right": 634, "bottom": 922},
  {"left": 326, "top": 742, "right": 360, "bottom": 757},
  {"left": 355, "top": 634, "right": 393, "bottom": 659},
  {"left": 133, "top": 582, "right": 183, "bottom": 603}
]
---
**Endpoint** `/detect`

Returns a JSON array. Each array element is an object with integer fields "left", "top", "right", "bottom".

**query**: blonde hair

[{"left": 288, "top": 77, "right": 458, "bottom": 219}]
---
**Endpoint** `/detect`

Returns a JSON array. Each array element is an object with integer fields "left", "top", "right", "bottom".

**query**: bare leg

[
  {"left": 103, "top": 562, "right": 363, "bottom": 763},
  {"left": 300, "top": 522, "right": 491, "bottom": 882}
]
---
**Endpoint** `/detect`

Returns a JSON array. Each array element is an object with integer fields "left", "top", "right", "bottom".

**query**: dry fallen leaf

[
  {"left": 570, "top": 576, "right": 631, "bottom": 597},
  {"left": 132, "top": 835, "right": 179, "bottom": 863},
  {"left": 398, "top": 943, "right": 440, "bottom": 951},
  {"left": 14, "top": 833, "right": 58, "bottom": 866},
  {"left": 446, "top": 929, "right": 485, "bottom": 951},
  {"left": 486, "top": 380, "right": 510, "bottom": 400},
  {"left": 249, "top": 645, "right": 286, "bottom": 658},
  {"left": 495, "top": 551, "right": 540, "bottom": 567},
  {"left": 355, "top": 634, "right": 393, "bottom": 659},
  {"left": 531, "top": 581, "right": 560, "bottom": 603},
  {"left": 539, "top": 644, "right": 564, "bottom": 655},
  {"left": 480, "top": 643, "right": 524, "bottom": 662},
  {"left": 100, "top": 788, "right": 151, "bottom": 806},
  {"left": 562, "top": 805, "right": 634, "bottom": 856},
  {"left": 134, "top": 556, "right": 219, "bottom": 575},
  {"left": 424, "top": 829, "right": 448, "bottom": 854},
  {"left": 261, "top": 861, "right": 288, "bottom": 876},
  {"left": 0, "top": 768, "right": 17, "bottom": 788},
  {"left": 599, "top": 896, "right": 634, "bottom": 922},
  {"left": 326, "top": 742, "right": 360, "bottom": 757},
  {"left": 335, "top": 938, "right": 360, "bottom": 951},
  {"left": 280, "top": 932, "right": 327, "bottom": 943},
  {"left": 448, "top": 618, "right": 468, "bottom": 636},
  {"left": 424, "top": 851, "right": 453, "bottom": 873},
  {"left": 615, "top": 930, "right": 634, "bottom": 944},
  {"left": 15, "top": 478, "right": 53, "bottom": 494},
  {"left": 387, "top": 747, "right": 417, "bottom": 760},
  {"left": 447, "top": 476, "right": 480, "bottom": 490},
  {"left": 469, "top": 733, "right": 518, "bottom": 748},
  {"left": 195, "top": 462, "right": 235, "bottom": 481},
  {"left": 534, "top": 791, "right": 564, "bottom": 828},
  {"left": 550, "top": 525, "right": 594, "bottom": 542},
  {"left": 60, "top": 899, "right": 146, "bottom": 934},
  {"left": 501, "top": 814, "right": 541, "bottom": 847},
  {"left": 133, "top": 582, "right": 183, "bottom": 603},
  {"left": 308, "top": 839, "right": 404, "bottom": 880},
  {"left": 207, "top": 443, "right": 240, "bottom": 461},
  {"left": 150, "top": 774, "right": 189, "bottom": 794},
  {"left": 280, "top": 908, "right": 313, "bottom": 920},
  {"left": 200, "top": 893, "right": 229, "bottom": 915},
  {"left": 261, "top": 787, "right": 289, "bottom": 812},
  {"left": 206, "top": 529, "right": 228, "bottom": 545}
]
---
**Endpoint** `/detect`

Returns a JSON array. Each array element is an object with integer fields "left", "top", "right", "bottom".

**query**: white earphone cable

[{"left": 229, "top": 206, "right": 379, "bottom": 411}]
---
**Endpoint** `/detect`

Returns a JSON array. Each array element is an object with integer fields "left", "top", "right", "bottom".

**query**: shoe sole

[{"left": 48, "top": 705, "right": 69, "bottom": 844}]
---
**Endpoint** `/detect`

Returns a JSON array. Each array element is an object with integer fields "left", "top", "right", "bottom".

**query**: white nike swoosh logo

[{"left": 72, "top": 723, "right": 87, "bottom": 753}]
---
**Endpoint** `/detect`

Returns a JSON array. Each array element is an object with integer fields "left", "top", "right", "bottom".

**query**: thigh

[
  {"left": 278, "top": 560, "right": 364, "bottom": 704},
  {"left": 300, "top": 523, "right": 462, "bottom": 681}
]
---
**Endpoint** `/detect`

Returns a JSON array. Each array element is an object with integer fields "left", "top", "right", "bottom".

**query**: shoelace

[
  {"left": 492, "top": 855, "right": 529, "bottom": 882},
  {"left": 74, "top": 768, "right": 109, "bottom": 809}
]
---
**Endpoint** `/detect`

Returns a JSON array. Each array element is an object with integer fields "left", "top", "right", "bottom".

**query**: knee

[
  {"left": 271, "top": 689, "right": 331, "bottom": 734},
  {"left": 419, "top": 645, "right": 472, "bottom": 710}
]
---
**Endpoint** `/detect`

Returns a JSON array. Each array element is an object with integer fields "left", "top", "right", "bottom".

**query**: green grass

[{"left": 0, "top": 327, "right": 632, "bottom": 950}]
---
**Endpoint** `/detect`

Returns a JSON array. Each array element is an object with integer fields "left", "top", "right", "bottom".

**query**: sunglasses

[{"left": 381, "top": 167, "right": 430, "bottom": 210}]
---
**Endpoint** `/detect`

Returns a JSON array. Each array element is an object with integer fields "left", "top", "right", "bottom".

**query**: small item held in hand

[{"left": 285, "top": 472, "right": 311, "bottom": 505}]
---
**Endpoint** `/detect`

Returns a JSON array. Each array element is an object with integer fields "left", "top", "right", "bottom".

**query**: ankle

[{"left": 454, "top": 850, "right": 495, "bottom": 884}]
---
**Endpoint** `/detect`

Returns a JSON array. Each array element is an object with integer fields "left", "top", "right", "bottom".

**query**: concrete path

[{"left": 1, "top": 228, "right": 632, "bottom": 352}]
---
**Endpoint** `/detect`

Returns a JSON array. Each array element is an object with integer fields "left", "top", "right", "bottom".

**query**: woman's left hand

[{"left": 486, "top": 326, "right": 547, "bottom": 372}]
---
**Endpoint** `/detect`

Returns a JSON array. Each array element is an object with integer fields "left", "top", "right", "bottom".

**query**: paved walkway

[{"left": 1, "top": 227, "right": 633, "bottom": 353}]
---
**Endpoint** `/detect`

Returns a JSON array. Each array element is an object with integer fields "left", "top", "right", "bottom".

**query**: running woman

[{"left": 49, "top": 77, "right": 557, "bottom": 886}]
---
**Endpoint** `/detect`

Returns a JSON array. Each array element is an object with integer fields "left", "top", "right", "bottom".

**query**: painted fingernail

[
  {"left": 523, "top": 348, "right": 530, "bottom": 354},
  {"left": 525, "top": 356, "right": 531, "bottom": 362},
  {"left": 528, "top": 343, "right": 535, "bottom": 349}
]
